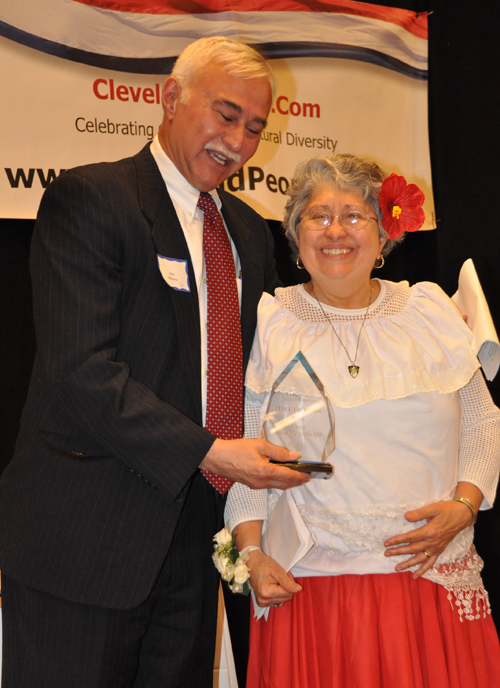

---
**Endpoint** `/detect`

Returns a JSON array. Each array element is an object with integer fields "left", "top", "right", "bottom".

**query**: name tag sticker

[{"left": 157, "top": 255, "right": 191, "bottom": 292}]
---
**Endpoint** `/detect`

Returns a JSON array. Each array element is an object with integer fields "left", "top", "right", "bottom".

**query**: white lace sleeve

[
  {"left": 458, "top": 370, "right": 500, "bottom": 508},
  {"left": 224, "top": 391, "right": 269, "bottom": 534}
]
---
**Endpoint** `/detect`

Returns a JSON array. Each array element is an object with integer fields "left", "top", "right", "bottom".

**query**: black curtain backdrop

[
  {"left": 2, "top": 1, "right": 500, "bottom": 624},
  {"left": 427, "top": 0, "right": 500, "bottom": 626}
]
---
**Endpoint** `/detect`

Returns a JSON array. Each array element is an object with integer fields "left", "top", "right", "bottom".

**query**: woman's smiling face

[{"left": 297, "top": 183, "right": 385, "bottom": 302}]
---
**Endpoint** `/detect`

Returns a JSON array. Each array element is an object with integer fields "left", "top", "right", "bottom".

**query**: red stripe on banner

[{"left": 72, "top": 0, "right": 428, "bottom": 39}]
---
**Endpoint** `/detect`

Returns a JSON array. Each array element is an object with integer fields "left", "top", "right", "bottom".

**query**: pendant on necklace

[{"left": 348, "top": 365, "right": 360, "bottom": 378}]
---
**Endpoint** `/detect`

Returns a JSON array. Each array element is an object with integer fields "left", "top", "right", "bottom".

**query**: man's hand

[{"left": 199, "top": 438, "right": 311, "bottom": 489}]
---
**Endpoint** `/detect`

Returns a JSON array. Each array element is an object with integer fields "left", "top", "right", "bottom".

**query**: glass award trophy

[{"left": 261, "top": 351, "right": 335, "bottom": 477}]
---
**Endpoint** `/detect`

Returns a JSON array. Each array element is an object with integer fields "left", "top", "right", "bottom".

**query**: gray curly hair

[{"left": 283, "top": 153, "right": 404, "bottom": 260}]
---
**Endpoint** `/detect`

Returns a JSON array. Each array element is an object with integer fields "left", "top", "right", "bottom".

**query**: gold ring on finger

[{"left": 423, "top": 550, "right": 431, "bottom": 558}]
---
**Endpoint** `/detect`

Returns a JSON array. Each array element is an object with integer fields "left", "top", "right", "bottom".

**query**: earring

[
  {"left": 296, "top": 256, "right": 305, "bottom": 270},
  {"left": 374, "top": 254, "right": 385, "bottom": 269}
]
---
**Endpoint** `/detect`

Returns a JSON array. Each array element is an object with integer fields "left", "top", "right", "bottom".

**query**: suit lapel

[{"left": 134, "top": 145, "right": 203, "bottom": 422}]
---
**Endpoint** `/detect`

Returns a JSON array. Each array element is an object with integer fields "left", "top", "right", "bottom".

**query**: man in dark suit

[{"left": 0, "top": 37, "right": 308, "bottom": 687}]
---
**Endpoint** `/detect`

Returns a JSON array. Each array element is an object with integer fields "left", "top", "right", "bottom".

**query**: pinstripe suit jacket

[{"left": 0, "top": 144, "right": 279, "bottom": 609}]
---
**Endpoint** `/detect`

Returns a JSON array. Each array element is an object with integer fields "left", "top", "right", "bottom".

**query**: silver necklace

[{"left": 312, "top": 285, "right": 373, "bottom": 378}]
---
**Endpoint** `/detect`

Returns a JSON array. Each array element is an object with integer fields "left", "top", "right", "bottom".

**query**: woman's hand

[
  {"left": 247, "top": 549, "right": 302, "bottom": 607},
  {"left": 383, "top": 490, "right": 479, "bottom": 578}
]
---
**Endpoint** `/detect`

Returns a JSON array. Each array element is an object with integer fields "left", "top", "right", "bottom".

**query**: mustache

[{"left": 204, "top": 141, "right": 241, "bottom": 164}]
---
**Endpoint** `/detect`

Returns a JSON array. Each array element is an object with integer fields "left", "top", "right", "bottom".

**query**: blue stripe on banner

[
  {"left": 256, "top": 42, "right": 427, "bottom": 81},
  {"left": 0, "top": 21, "right": 427, "bottom": 80},
  {"left": 0, "top": 21, "right": 177, "bottom": 74}
]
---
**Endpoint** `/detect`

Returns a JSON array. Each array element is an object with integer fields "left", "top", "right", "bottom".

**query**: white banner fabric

[{"left": 0, "top": 2, "right": 434, "bottom": 227}]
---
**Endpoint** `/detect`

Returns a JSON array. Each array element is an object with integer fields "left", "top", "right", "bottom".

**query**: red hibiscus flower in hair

[{"left": 379, "top": 173, "right": 425, "bottom": 239}]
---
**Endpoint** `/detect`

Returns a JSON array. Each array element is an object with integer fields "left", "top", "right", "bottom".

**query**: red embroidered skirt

[{"left": 247, "top": 573, "right": 500, "bottom": 688}]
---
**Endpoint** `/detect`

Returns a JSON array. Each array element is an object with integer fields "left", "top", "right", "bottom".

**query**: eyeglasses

[{"left": 299, "top": 210, "right": 377, "bottom": 232}]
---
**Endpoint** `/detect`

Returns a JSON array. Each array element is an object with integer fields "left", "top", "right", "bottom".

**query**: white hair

[{"left": 171, "top": 36, "right": 275, "bottom": 101}]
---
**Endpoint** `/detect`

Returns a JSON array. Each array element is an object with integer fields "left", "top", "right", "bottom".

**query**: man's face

[{"left": 159, "top": 63, "right": 272, "bottom": 191}]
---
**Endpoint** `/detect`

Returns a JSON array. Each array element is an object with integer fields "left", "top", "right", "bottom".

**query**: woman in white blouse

[{"left": 225, "top": 154, "right": 500, "bottom": 688}]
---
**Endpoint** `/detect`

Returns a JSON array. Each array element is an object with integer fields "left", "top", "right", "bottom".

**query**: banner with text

[{"left": 0, "top": 0, "right": 433, "bottom": 225}]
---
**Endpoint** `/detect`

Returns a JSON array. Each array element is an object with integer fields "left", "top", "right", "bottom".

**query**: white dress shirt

[{"left": 150, "top": 136, "right": 242, "bottom": 424}]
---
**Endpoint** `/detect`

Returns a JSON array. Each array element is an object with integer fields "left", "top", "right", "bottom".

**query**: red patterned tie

[{"left": 198, "top": 191, "right": 243, "bottom": 495}]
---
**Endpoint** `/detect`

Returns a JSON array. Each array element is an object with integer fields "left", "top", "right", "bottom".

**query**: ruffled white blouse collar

[{"left": 246, "top": 280, "right": 479, "bottom": 408}]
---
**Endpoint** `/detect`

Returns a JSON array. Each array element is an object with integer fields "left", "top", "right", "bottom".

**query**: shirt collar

[{"left": 150, "top": 136, "right": 222, "bottom": 217}]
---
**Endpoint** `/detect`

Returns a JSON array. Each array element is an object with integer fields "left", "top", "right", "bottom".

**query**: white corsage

[{"left": 212, "top": 527, "right": 252, "bottom": 595}]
